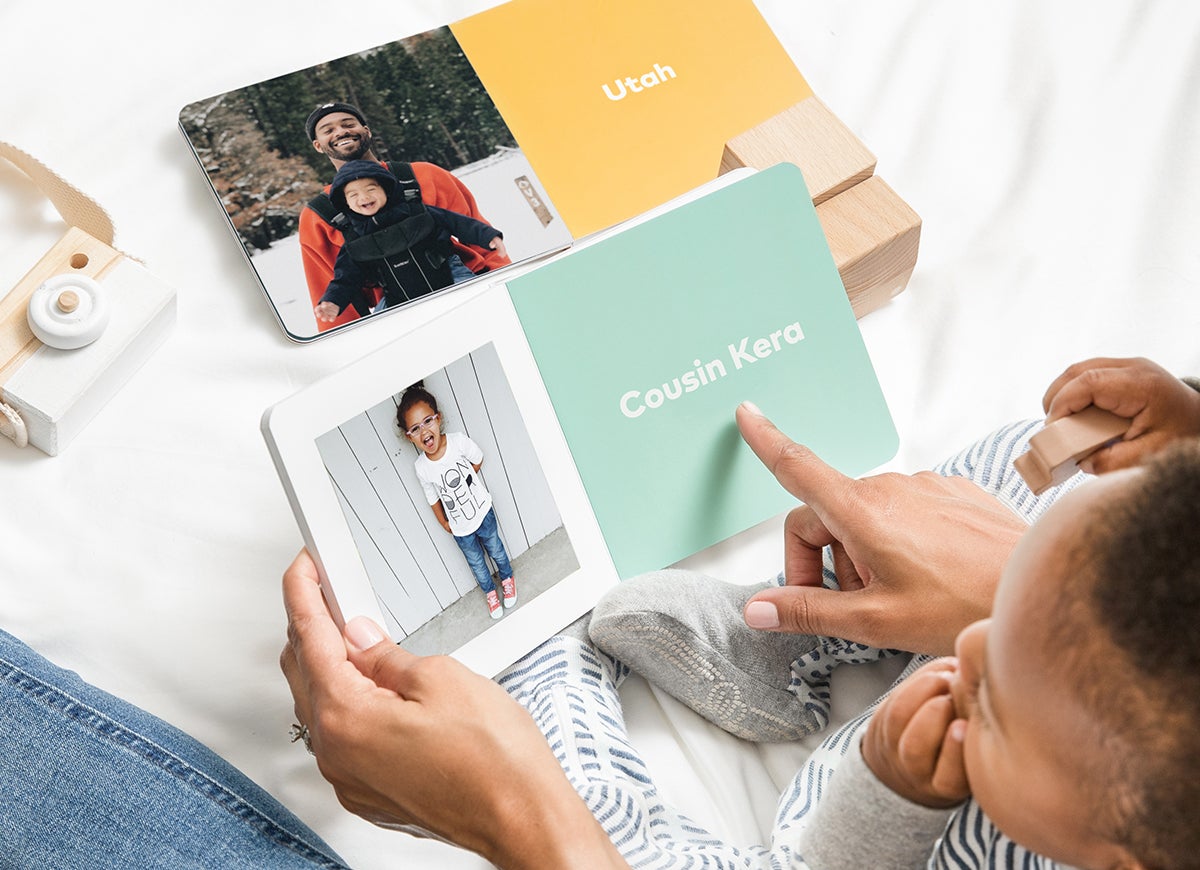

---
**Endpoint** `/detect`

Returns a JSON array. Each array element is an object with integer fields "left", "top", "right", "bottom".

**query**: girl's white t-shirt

[{"left": 414, "top": 432, "right": 492, "bottom": 536}]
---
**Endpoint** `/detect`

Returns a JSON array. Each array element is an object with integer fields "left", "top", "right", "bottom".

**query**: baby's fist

[{"left": 861, "top": 658, "right": 970, "bottom": 809}]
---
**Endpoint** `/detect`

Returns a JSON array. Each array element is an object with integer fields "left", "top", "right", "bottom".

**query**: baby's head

[
  {"left": 397, "top": 384, "right": 443, "bottom": 457},
  {"left": 329, "top": 160, "right": 393, "bottom": 218},
  {"left": 951, "top": 441, "right": 1200, "bottom": 868}
]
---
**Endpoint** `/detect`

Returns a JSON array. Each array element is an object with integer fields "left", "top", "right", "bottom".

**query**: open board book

[
  {"left": 179, "top": 0, "right": 818, "bottom": 341},
  {"left": 262, "top": 165, "right": 898, "bottom": 675}
]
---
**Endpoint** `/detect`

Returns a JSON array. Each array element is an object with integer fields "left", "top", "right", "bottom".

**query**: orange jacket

[{"left": 299, "top": 161, "right": 510, "bottom": 331}]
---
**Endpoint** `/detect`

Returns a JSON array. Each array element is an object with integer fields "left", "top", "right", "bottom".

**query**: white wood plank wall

[{"left": 316, "top": 343, "right": 562, "bottom": 639}]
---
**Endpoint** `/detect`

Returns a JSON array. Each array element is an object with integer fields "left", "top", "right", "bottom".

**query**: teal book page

[{"left": 507, "top": 164, "right": 898, "bottom": 578}]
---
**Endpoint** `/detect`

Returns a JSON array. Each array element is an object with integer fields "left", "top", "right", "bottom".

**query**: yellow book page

[{"left": 452, "top": 0, "right": 811, "bottom": 237}]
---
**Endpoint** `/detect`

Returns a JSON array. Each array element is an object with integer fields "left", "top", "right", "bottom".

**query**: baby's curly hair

[{"left": 1049, "top": 440, "right": 1200, "bottom": 868}]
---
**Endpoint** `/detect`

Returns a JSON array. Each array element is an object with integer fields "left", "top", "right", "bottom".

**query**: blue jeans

[
  {"left": 0, "top": 629, "right": 347, "bottom": 869},
  {"left": 453, "top": 507, "right": 513, "bottom": 593},
  {"left": 447, "top": 253, "right": 476, "bottom": 284}
]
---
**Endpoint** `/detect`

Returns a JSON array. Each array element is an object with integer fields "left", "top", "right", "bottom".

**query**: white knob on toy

[{"left": 27, "top": 273, "right": 109, "bottom": 350}]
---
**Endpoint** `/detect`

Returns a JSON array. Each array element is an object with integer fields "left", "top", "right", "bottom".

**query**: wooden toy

[
  {"left": 721, "top": 96, "right": 876, "bottom": 204},
  {"left": 815, "top": 175, "right": 920, "bottom": 318},
  {"left": 1014, "top": 406, "right": 1132, "bottom": 495},
  {"left": 720, "top": 96, "right": 921, "bottom": 318},
  {"left": 0, "top": 143, "right": 176, "bottom": 455}
]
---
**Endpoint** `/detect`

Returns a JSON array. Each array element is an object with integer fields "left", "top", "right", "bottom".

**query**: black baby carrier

[{"left": 307, "top": 162, "right": 454, "bottom": 314}]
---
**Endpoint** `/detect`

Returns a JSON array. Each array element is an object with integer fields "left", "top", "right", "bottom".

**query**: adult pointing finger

[
  {"left": 735, "top": 403, "right": 1026, "bottom": 656},
  {"left": 735, "top": 401, "right": 859, "bottom": 588}
]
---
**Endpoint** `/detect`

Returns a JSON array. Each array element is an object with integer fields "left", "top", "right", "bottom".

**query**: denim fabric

[
  {"left": 0, "top": 629, "right": 347, "bottom": 869},
  {"left": 452, "top": 507, "right": 513, "bottom": 593},
  {"left": 447, "top": 254, "right": 476, "bottom": 284}
]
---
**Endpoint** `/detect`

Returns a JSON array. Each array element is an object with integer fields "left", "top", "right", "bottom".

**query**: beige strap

[
  {"left": 0, "top": 142, "right": 121, "bottom": 447},
  {"left": 0, "top": 398, "right": 27, "bottom": 447},
  {"left": 0, "top": 141, "right": 115, "bottom": 246}
]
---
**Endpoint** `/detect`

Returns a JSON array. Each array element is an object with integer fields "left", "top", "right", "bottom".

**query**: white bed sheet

[{"left": 2, "top": 1, "right": 1198, "bottom": 867}]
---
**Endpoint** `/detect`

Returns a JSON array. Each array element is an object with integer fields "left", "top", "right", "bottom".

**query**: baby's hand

[
  {"left": 1042, "top": 357, "right": 1200, "bottom": 473},
  {"left": 489, "top": 236, "right": 508, "bottom": 260},
  {"left": 861, "top": 658, "right": 969, "bottom": 809},
  {"left": 314, "top": 301, "right": 341, "bottom": 323}
]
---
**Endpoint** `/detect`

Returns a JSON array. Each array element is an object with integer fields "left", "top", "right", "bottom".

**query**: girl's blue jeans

[{"left": 453, "top": 507, "right": 513, "bottom": 593}]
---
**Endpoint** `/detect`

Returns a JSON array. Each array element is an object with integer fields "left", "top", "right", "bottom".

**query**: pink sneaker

[
  {"left": 501, "top": 576, "right": 517, "bottom": 608},
  {"left": 486, "top": 589, "right": 503, "bottom": 619}
]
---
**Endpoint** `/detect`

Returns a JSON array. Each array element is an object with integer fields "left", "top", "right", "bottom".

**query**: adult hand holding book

[{"left": 279, "top": 549, "right": 627, "bottom": 870}]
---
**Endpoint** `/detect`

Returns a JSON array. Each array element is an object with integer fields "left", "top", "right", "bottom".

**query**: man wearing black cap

[
  {"left": 299, "top": 102, "right": 509, "bottom": 331},
  {"left": 305, "top": 101, "right": 374, "bottom": 164}
]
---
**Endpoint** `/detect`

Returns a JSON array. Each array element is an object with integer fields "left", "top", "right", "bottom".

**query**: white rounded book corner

[{"left": 27, "top": 273, "right": 110, "bottom": 350}]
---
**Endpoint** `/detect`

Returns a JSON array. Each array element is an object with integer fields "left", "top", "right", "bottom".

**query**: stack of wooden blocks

[{"left": 721, "top": 97, "right": 921, "bottom": 318}]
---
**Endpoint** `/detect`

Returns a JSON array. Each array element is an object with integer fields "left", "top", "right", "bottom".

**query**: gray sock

[
  {"left": 548, "top": 612, "right": 631, "bottom": 688},
  {"left": 588, "top": 569, "right": 826, "bottom": 742}
]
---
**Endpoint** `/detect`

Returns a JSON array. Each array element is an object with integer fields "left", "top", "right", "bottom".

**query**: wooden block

[
  {"left": 720, "top": 96, "right": 876, "bottom": 204},
  {"left": 1014, "top": 407, "right": 1132, "bottom": 495},
  {"left": 815, "top": 175, "right": 921, "bottom": 318},
  {"left": 722, "top": 97, "right": 920, "bottom": 315}
]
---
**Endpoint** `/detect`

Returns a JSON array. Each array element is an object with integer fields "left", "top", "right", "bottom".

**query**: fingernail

[
  {"left": 739, "top": 400, "right": 764, "bottom": 417},
  {"left": 345, "top": 616, "right": 387, "bottom": 651},
  {"left": 949, "top": 719, "right": 967, "bottom": 741},
  {"left": 744, "top": 600, "right": 780, "bottom": 629}
]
